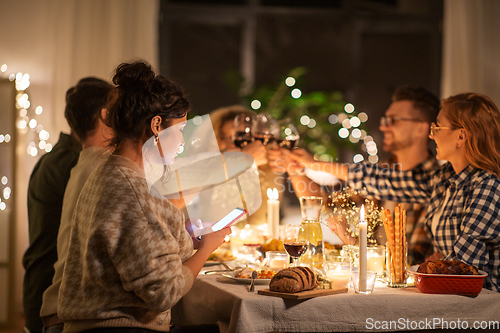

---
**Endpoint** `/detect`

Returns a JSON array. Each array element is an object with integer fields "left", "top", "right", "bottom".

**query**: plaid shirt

[
  {"left": 348, "top": 161, "right": 500, "bottom": 292},
  {"left": 376, "top": 157, "right": 438, "bottom": 266}
]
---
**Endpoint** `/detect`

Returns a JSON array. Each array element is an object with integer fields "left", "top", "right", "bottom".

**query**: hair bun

[{"left": 113, "top": 61, "right": 155, "bottom": 91}]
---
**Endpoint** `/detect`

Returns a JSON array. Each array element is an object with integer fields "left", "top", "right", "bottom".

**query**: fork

[{"left": 248, "top": 271, "right": 258, "bottom": 292}]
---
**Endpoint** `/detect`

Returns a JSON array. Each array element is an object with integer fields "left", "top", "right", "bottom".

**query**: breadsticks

[{"left": 383, "top": 205, "right": 407, "bottom": 285}]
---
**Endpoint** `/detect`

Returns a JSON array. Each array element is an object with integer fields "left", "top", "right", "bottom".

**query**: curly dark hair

[
  {"left": 392, "top": 85, "right": 440, "bottom": 124},
  {"left": 64, "top": 77, "right": 113, "bottom": 142},
  {"left": 106, "top": 60, "right": 190, "bottom": 149}
]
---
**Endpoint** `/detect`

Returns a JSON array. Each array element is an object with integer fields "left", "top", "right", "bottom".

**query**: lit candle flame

[
  {"left": 360, "top": 204, "right": 365, "bottom": 223},
  {"left": 267, "top": 188, "right": 279, "bottom": 200}
]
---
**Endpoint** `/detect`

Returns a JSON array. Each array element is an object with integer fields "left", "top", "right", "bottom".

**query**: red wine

[
  {"left": 276, "top": 138, "right": 298, "bottom": 150},
  {"left": 284, "top": 242, "right": 308, "bottom": 258},
  {"left": 234, "top": 131, "right": 253, "bottom": 148},
  {"left": 254, "top": 134, "right": 274, "bottom": 146}
]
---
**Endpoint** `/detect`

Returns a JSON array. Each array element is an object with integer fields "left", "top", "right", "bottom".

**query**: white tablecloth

[{"left": 171, "top": 271, "right": 500, "bottom": 332}]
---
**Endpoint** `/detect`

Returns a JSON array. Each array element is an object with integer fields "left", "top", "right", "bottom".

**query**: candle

[
  {"left": 326, "top": 264, "right": 350, "bottom": 289},
  {"left": 367, "top": 246, "right": 385, "bottom": 277},
  {"left": 359, "top": 205, "right": 367, "bottom": 291},
  {"left": 267, "top": 188, "right": 280, "bottom": 239}
]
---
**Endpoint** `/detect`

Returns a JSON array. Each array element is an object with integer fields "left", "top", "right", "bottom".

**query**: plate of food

[
  {"left": 407, "top": 260, "right": 488, "bottom": 296},
  {"left": 222, "top": 267, "right": 275, "bottom": 284},
  {"left": 204, "top": 251, "right": 237, "bottom": 266}
]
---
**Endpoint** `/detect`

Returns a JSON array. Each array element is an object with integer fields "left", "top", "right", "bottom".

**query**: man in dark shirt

[{"left": 22, "top": 78, "right": 112, "bottom": 333}]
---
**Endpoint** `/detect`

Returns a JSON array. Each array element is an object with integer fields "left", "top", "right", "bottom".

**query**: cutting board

[{"left": 258, "top": 287, "right": 348, "bottom": 300}]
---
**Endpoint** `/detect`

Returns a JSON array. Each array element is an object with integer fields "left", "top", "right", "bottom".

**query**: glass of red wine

[
  {"left": 272, "top": 118, "right": 300, "bottom": 150},
  {"left": 283, "top": 224, "right": 308, "bottom": 267},
  {"left": 232, "top": 112, "right": 255, "bottom": 148},
  {"left": 252, "top": 113, "right": 276, "bottom": 146}
]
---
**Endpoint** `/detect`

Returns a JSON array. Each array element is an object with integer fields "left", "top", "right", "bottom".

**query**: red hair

[{"left": 442, "top": 93, "right": 500, "bottom": 177}]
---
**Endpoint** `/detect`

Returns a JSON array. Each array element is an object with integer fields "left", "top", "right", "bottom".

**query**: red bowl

[{"left": 407, "top": 265, "right": 488, "bottom": 296}]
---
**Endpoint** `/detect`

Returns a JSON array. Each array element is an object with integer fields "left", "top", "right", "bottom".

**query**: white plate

[{"left": 221, "top": 273, "right": 271, "bottom": 285}]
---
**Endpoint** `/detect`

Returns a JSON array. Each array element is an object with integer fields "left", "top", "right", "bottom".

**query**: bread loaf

[
  {"left": 417, "top": 260, "right": 479, "bottom": 275},
  {"left": 269, "top": 267, "right": 318, "bottom": 293}
]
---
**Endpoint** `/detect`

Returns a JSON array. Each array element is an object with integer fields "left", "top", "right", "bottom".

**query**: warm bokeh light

[
  {"left": 344, "top": 103, "right": 355, "bottom": 113},
  {"left": 192, "top": 115, "right": 203, "bottom": 126},
  {"left": 358, "top": 112, "right": 368, "bottom": 122},
  {"left": 353, "top": 154, "right": 364, "bottom": 163},
  {"left": 285, "top": 77, "right": 296, "bottom": 87},
  {"left": 338, "top": 128, "right": 349, "bottom": 138},
  {"left": 307, "top": 119, "right": 316, "bottom": 128},
  {"left": 250, "top": 99, "right": 261, "bottom": 110},
  {"left": 328, "top": 114, "right": 338, "bottom": 124},
  {"left": 291, "top": 88, "right": 302, "bottom": 99},
  {"left": 300, "top": 115, "right": 310, "bottom": 125}
]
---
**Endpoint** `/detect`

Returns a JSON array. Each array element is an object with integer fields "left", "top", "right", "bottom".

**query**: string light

[
  {"left": 330, "top": 102, "right": 379, "bottom": 163},
  {"left": 0, "top": 64, "right": 54, "bottom": 211}
]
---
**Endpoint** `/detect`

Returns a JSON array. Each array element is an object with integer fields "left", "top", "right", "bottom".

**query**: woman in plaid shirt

[{"left": 292, "top": 93, "right": 500, "bottom": 292}]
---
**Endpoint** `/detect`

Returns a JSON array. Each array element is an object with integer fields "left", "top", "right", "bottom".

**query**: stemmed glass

[
  {"left": 252, "top": 113, "right": 276, "bottom": 146},
  {"left": 283, "top": 224, "right": 308, "bottom": 267},
  {"left": 232, "top": 112, "right": 255, "bottom": 148},
  {"left": 272, "top": 118, "right": 300, "bottom": 150}
]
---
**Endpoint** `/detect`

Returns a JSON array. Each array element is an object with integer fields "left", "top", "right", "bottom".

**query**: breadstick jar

[{"left": 383, "top": 205, "right": 408, "bottom": 288}]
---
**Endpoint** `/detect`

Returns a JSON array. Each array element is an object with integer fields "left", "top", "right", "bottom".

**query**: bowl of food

[{"left": 408, "top": 260, "right": 488, "bottom": 296}]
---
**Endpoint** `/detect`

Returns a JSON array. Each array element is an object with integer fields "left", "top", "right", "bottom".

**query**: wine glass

[
  {"left": 283, "top": 224, "right": 308, "bottom": 267},
  {"left": 252, "top": 113, "right": 276, "bottom": 146},
  {"left": 272, "top": 118, "right": 300, "bottom": 150},
  {"left": 232, "top": 112, "right": 255, "bottom": 148}
]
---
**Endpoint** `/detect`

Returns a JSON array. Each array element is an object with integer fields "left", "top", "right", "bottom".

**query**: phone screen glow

[{"left": 211, "top": 208, "right": 245, "bottom": 231}]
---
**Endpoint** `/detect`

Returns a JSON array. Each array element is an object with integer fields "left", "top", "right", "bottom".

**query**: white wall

[{"left": 0, "top": 0, "right": 159, "bottom": 315}]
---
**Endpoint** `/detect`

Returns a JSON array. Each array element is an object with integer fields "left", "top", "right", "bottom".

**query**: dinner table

[{"left": 171, "top": 264, "right": 500, "bottom": 333}]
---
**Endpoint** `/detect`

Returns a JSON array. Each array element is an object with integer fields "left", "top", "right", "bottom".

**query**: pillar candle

[
  {"left": 267, "top": 188, "right": 279, "bottom": 239},
  {"left": 359, "top": 205, "right": 367, "bottom": 291}
]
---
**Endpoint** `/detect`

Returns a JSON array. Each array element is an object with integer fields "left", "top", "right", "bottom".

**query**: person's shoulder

[
  {"left": 470, "top": 168, "right": 500, "bottom": 187},
  {"left": 37, "top": 133, "right": 81, "bottom": 166}
]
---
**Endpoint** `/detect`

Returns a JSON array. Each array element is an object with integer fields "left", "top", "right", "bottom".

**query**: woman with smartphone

[{"left": 58, "top": 60, "right": 229, "bottom": 333}]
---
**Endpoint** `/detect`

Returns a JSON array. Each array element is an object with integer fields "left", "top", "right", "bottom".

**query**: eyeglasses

[
  {"left": 430, "top": 122, "right": 452, "bottom": 136},
  {"left": 379, "top": 116, "right": 425, "bottom": 127}
]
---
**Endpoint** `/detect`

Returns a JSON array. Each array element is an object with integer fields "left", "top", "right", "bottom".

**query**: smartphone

[{"left": 211, "top": 208, "right": 246, "bottom": 231}]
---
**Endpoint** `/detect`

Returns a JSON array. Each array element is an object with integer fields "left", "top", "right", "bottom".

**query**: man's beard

[{"left": 383, "top": 135, "right": 413, "bottom": 153}]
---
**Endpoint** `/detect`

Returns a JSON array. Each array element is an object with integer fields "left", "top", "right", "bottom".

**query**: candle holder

[
  {"left": 325, "top": 262, "right": 351, "bottom": 289},
  {"left": 265, "top": 251, "right": 289, "bottom": 271},
  {"left": 351, "top": 270, "right": 377, "bottom": 294},
  {"left": 367, "top": 245, "right": 385, "bottom": 277}
]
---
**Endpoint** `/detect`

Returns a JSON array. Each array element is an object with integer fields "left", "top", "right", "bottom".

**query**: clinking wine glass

[
  {"left": 272, "top": 118, "right": 300, "bottom": 150},
  {"left": 232, "top": 112, "right": 255, "bottom": 148},
  {"left": 283, "top": 224, "right": 308, "bottom": 267},
  {"left": 252, "top": 113, "right": 276, "bottom": 146}
]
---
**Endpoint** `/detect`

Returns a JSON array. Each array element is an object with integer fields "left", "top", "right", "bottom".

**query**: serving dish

[
  {"left": 221, "top": 272, "right": 271, "bottom": 285},
  {"left": 407, "top": 265, "right": 487, "bottom": 296}
]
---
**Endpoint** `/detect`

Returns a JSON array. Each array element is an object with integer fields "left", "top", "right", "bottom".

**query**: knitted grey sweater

[{"left": 59, "top": 154, "right": 194, "bottom": 332}]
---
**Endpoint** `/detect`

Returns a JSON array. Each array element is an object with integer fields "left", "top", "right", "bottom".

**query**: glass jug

[{"left": 298, "top": 196, "right": 325, "bottom": 269}]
